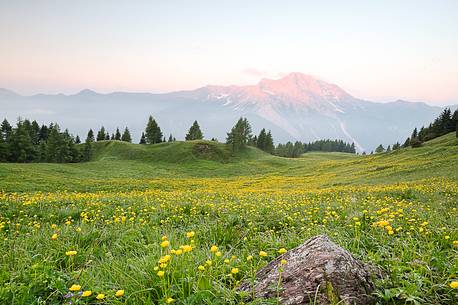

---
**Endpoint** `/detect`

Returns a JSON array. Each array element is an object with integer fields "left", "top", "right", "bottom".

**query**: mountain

[{"left": 0, "top": 73, "right": 447, "bottom": 151}]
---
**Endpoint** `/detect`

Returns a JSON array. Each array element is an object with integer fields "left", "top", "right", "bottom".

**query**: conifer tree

[
  {"left": 139, "top": 132, "right": 146, "bottom": 144},
  {"left": 185, "top": 120, "right": 203, "bottom": 140},
  {"left": 145, "top": 116, "right": 163, "bottom": 144},
  {"left": 105, "top": 133, "right": 110, "bottom": 140},
  {"left": 75, "top": 135, "right": 81, "bottom": 144},
  {"left": 264, "top": 131, "right": 274, "bottom": 153},
  {"left": 0, "top": 119, "right": 12, "bottom": 161},
  {"left": 402, "top": 137, "right": 410, "bottom": 148},
  {"left": 115, "top": 128, "right": 121, "bottom": 140},
  {"left": 39, "top": 125, "right": 49, "bottom": 142},
  {"left": 375, "top": 144, "right": 385, "bottom": 153},
  {"left": 10, "top": 119, "right": 35, "bottom": 162},
  {"left": 256, "top": 129, "right": 267, "bottom": 151},
  {"left": 226, "top": 117, "right": 252, "bottom": 152},
  {"left": 168, "top": 134, "right": 173, "bottom": 142},
  {"left": 121, "top": 127, "right": 132, "bottom": 142},
  {"left": 83, "top": 129, "right": 94, "bottom": 161},
  {"left": 87, "top": 129, "right": 95, "bottom": 142},
  {"left": 96, "top": 127, "right": 106, "bottom": 141}
]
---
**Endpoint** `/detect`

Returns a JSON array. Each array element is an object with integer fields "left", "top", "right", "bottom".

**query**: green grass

[
  {"left": 0, "top": 133, "right": 456, "bottom": 192},
  {"left": 0, "top": 133, "right": 457, "bottom": 305}
]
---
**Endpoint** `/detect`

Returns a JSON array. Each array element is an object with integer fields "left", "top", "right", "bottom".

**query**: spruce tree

[
  {"left": 115, "top": 128, "right": 122, "bottom": 140},
  {"left": 185, "top": 121, "right": 203, "bottom": 140},
  {"left": 87, "top": 129, "right": 95, "bottom": 142},
  {"left": 39, "top": 125, "right": 49, "bottom": 142},
  {"left": 145, "top": 116, "right": 163, "bottom": 144},
  {"left": 264, "top": 131, "right": 274, "bottom": 154},
  {"left": 0, "top": 119, "right": 12, "bottom": 161},
  {"left": 411, "top": 128, "right": 418, "bottom": 140},
  {"left": 83, "top": 129, "right": 94, "bottom": 161},
  {"left": 105, "top": 133, "right": 110, "bottom": 140},
  {"left": 375, "top": 144, "right": 385, "bottom": 153},
  {"left": 257, "top": 129, "right": 267, "bottom": 151},
  {"left": 226, "top": 117, "right": 252, "bottom": 152},
  {"left": 96, "top": 127, "right": 106, "bottom": 141},
  {"left": 121, "top": 127, "right": 132, "bottom": 142},
  {"left": 139, "top": 132, "right": 146, "bottom": 144},
  {"left": 75, "top": 135, "right": 81, "bottom": 144},
  {"left": 168, "top": 134, "right": 173, "bottom": 142},
  {"left": 402, "top": 137, "right": 410, "bottom": 148},
  {"left": 10, "top": 119, "right": 35, "bottom": 162}
]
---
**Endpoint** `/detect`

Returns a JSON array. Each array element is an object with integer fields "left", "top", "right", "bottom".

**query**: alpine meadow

[{"left": 1, "top": 2, "right": 458, "bottom": 305}]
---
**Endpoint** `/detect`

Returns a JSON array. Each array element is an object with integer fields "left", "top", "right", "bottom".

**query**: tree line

[
  {"left": 1, "top": 115, "right": 360, "bottom": 163},
  {"left": 275, "top": 139, "right": 356, "bottom": 158},
  {"left": 372, "top": 107, "right": 458, "bottom": 154}
]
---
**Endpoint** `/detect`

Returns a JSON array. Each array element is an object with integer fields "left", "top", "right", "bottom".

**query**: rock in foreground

[{"left": 240, "top": 235, "right": 377, "bottom": 305}]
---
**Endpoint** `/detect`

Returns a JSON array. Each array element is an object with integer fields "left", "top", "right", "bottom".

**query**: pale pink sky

[{"left": 1, "top": 1, "right": 457, "bottom": 105}]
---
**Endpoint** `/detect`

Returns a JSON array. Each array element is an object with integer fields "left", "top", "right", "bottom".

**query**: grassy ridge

[{"left": 0, "top": 133, "right": 456, "bottom": 192}]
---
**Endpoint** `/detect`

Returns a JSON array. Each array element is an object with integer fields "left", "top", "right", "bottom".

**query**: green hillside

[{"left": 0, "top": 133, "right": 457, "bottom": 192}]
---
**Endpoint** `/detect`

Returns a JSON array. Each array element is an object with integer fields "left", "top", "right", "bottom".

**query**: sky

[{"left": 0, "top": 0, "right": 457, "bottom": 105}]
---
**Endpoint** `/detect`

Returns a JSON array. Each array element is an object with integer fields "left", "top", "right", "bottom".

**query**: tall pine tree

[
  {"left": 185, "top": 121, "right": 203, "bottom": 140},
  {"left": 145, "top": 116, "right": 162, "bottom": 144},
  {"left": 121, "top": 127, "right": 132, "bottom": 142}
]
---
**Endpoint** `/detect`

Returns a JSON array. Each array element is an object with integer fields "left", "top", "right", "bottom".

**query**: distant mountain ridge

[{"left": 0, "top": 73, "right": 451, "bottom": 151}]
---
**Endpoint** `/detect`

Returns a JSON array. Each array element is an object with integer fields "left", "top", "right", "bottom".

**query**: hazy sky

[{"left": 1, "top": 0, "right": 457, "bottom": 105}]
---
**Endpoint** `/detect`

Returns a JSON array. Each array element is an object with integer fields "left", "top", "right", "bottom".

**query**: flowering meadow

[{"left": 1, "top": 175, "right": 457, "bottom": 304}]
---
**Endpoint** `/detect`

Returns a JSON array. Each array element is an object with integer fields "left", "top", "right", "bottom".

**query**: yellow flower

[
  {"left": 450, "top": 281, "right": 458, "bottom": 289},
  {"left": 75, "top": 227, "right": 81, "bottom": 232},
  {"left": 259, "top": 251, "right": 267, "bottom": 257},
  {"left": 69, "top": 284, "right": 81, "bottom": 292},
  {"left": 166, "top": 297, "right": 175, "bottom": 304},
  {"left": 224, "top": 259, "right": 230, "bottom": 264},
  {"left": 157, "top": 270, "right": 165, "bottom": 277},
  {"left": 115, "top": 289, "right": 125, "bottom": 297},
  {"left": 281, "top": 259, "right": 287, "bottom": 265},
  {"left": 181, "top": 245, "right": 193, "bottom": 253},
  {"left": 231, "top": 267, "right": 239, "bottom": 274},
  {"left": 210, "top": 245, "right": 218, "bottom": 253},
  {"left": 154, "top": 266, "right": 159, "bottom": 271},
  {"left": 51, "top": 233, "right": 58, "bottom": 240},
  {"left": 82, "top": 290, "right": 92, "bottom": 297},
  {"left": 215, "top": 251, "right": 222, "bottom": 257},
  {"left": 278, "top": 248, "right": 287, "bottom": 254},
  {"left": 51, "top": 224, "right": 57, "bottom": 229},
  {"left": 160, "top": 240, "right": 170, "bottom": 248},
  {"left": 161, "top": 235, "right": 168, "bottom": 241},
  {"left": 198, "top": 265, "right": 205, "bottom": 271},
  {"left": 159, "top": 255, "right": 171, "bottom": 264},
  {"left": 96, "top": 293, "right": 105, "bottom": 300},
  {"left": 388, "top": 230, "right": 394, "bottom": 235},
  {"left": 186, "top": 231, "right": 195, "bottom": 238},
  {"left": 453, "top": 240, "right": 458, "bottom": 247},
  {"left": 205, "top": 260, "right": 212, "bottom": 266},
  {"left": 246, "top": 255, "right": 253, "bottom": 261},
  {"left": 175, "top": 249, "right": 183, "bottom": 255},
  {"left": 65, "top": 250, "right": 77, "bottom": 256}
]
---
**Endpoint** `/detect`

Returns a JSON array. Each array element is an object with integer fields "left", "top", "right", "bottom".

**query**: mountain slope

[{"left": 0, "top": 73, "right": 445, "bottom": 151}]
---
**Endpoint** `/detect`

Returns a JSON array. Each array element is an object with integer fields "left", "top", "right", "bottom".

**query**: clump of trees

[
  {"left": 0, "top": 118, "right": 82, "bottom": 163},
  {"left": 275, "top": 139, "right": 356, "bottom": 158},
  {"left": 375, "top": 108, "right": 458, "bottom": 153}
]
